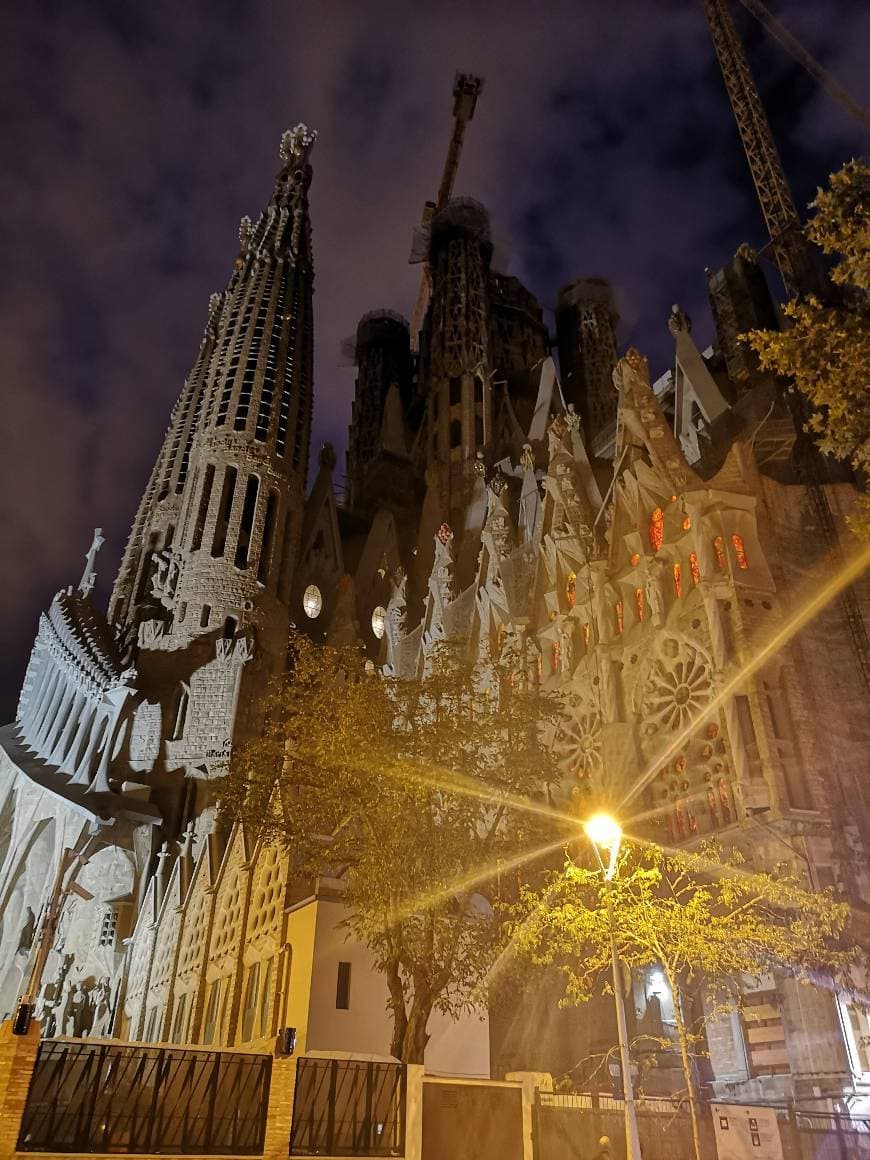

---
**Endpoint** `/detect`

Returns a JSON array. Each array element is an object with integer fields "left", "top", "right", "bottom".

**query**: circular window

[
  {"left": 302, "top": 584, "right": 322, "bottom": 619},
  {"left": 371, "top": 606, "right": 386, "bottom": 639}
]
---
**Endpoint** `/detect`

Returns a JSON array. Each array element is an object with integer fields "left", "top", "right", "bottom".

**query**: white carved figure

[{"left": 78, "top": 528, "right": 105, "bottom": 597}]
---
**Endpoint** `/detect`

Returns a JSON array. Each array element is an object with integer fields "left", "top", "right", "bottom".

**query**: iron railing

[
  {"left": 17, "top": 1040, "right": 271, "bottom": 1154},
  {"left": 290, "top": 1057, "right": 406, "bottom": 1156}
]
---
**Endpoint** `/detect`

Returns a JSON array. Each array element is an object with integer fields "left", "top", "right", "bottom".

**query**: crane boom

[
  {"left": 735, "top": 0, "right": 870, "bottom": 132},
  {"left": 410, "top": 73, "right": 483, "bottom": 349}
]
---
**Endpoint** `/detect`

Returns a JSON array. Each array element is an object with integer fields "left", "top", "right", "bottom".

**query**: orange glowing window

[
  {"left": 649, "top": 508, "right": 664, "bottom": 553},
  {"left": 713, "top": 536, "right": 726, "bottom": 571},
  {"left": 551, "top": 640, "right": 560, "bottom": 671},
  {"left": 615, "top": 600, "right": 624, "bottom": 635},
  {"left": 682, "top": 515, "right": 692, "bottom": 531},
  {"left": 673, "top": 562, "right": 683, "bottom": 598},
  {"left": 689, "top": 552, "right": 701, "bottom": 586},
  {"left": 566, "top": 571, "right": 577, "bottom": 609},
  {"left": 582, "top": 622, "right": 591, "bottom": 648},
  {"left": 635, "top": 588, "right": 644, "bottom": 622},
  {"left": 731, "top": 534, "right": 749, "bottom": 570},
  {"left": 630, "top": 552, "right": 640, "bottom": 567},
  {"left": 536, "top": 653, "right": 543, "bottom": 683}
]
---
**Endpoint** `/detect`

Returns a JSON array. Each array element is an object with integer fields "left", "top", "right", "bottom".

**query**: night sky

[{"left": 1, "top": 0, "right": 867, "bottom": 717}]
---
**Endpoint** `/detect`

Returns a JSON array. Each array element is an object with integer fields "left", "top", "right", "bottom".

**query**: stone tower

[
  {"left": 111, "top": 126, "right": 317, "bottom": 681},
  {"left": 555, "top": 276, "right": 619, "bottom": 449},
  {"left": 423, "top": 199, "right": 493, "bottom": 484},
  {"left": 345, "top": 310, "right": 413, "bottom": 514}
]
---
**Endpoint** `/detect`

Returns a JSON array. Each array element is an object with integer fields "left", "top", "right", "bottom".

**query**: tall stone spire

[
  {"left": 555, "top": 277, "right": 619, "bottom": 452},
  {"left": 111, "top": 126, "right": 317, "bottom": 671}
]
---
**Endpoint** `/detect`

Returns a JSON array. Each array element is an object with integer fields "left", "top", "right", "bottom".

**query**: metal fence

[
  {"left": 17, "top": 1039, "right": 272, "bottom": 1155},
  {"left": 534, "top": 1090, "right": 710, "bottom": 1160},
  {"left": 290, "top": 1057, "right": 406, "bottom": 1156}
]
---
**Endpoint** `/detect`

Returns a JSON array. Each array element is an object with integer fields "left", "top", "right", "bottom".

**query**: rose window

[
  {"left": 554, "top": 711, "right": 603, "bottom": 780},
  {"left": 644, "top": 647, "right": 712, "bottom": 731}
]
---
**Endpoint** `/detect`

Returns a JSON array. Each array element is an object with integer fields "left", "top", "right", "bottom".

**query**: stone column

[
  {"left": 61, "top": 700, "right": 95, "bottom": 778},
  {"left": 33, "top": 669, "right": 66, "bottom": 753},
  {"left": 71, "top": 711, "right": 106, "bottom": 787},
  {"left": 263, "top": 1055, "right": 297, "bottom": 1160},
  {"left": 29, "top": 666, "right": 61, "bottom": 748},
  {"left": 21, "top": 655, "right": 53, "bottom": 729},
  {"left": 50, "top": 689, "right": 86, "bottom": 767},
  {"left": 89, "top": 707, "right": 121, "bottom": 794},
  {"left": 42, "top": 685, "right": 75, "bottom": 761}
]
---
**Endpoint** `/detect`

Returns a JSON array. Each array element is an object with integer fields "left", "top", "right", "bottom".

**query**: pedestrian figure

[{"left": 592, "top": 1135, "right": 612, "bottom": 1160}]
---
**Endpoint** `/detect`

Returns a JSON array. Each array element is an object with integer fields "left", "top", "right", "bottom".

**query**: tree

[
  {"left": 221, "top": 629, "right": 562, "bottom": 1062},
  {"left": 747, "top": 160, "right": 870, "bottom": 537},
  {"left": 509, "top": 841, "right": 854, "bottom": 1160}
]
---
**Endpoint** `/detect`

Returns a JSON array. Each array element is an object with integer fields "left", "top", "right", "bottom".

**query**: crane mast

[
  {"left": 702, "top": 0, "right": 818, "bottom": 298},
  {"left": 409, "top": 73, "right": 483, "bottom": 349}
]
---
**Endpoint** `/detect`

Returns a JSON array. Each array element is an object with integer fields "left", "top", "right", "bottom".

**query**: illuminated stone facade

[{"left": 0, "top": 121, "right": 868, "bottom": 1106}]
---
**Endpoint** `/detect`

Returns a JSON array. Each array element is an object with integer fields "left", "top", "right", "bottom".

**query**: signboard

[{"left": 711, "top": 1103, "right": 784, "bottom": 1160}]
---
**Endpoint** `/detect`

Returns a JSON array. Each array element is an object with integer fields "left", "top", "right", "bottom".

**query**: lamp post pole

[
  {"left": 584, "top": 813, "right": 643, "bottom": 1160},
  {"left": 603, "top": 878, "right": 642, "bottom": 1160}
]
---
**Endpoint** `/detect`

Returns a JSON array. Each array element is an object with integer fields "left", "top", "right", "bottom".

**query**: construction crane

[
  {"left": 736, "top": 0, "right": 870, "bottom": 133},
  {"left": 409, "top": 73, "right": 483, "bottom": 350},
  {"left": 703, "top": 0, "right": 870, "bottom": 693}
]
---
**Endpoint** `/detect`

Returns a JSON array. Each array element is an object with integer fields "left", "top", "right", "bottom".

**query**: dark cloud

[{"left": 1, "top": 0, "right": 867, "bottom": 715}]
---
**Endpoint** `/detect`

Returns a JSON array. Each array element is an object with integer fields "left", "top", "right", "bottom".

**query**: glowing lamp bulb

[{"left": 583, "top": 813, "right": 622, "bottom": 850}]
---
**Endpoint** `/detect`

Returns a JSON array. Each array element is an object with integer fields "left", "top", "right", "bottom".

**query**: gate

[
  {"left": 290, "top": 1057, "right": 406, "bottom": 1156},
  {"left": 17, "top": 1039, "right": 271, "bottom": 1155}
]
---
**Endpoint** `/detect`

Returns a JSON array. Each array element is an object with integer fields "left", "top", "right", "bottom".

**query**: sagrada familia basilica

[{"left": 0, "top": 39, "right": 868, "bottom": 1110}]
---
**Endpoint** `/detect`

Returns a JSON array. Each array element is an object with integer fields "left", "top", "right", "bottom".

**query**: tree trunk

[
  {"left": 669, "top": 977, "right": 703, "bottom": 1160},
  {"left": 401, "top": 995, "right": 434, "bottom": 1064},
  {"left": 385, "top": 959, "right": 408, "bottom": 1061}
]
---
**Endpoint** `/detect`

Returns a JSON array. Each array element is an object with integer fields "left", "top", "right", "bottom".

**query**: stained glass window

[
  {"left": 649, "top": 508, "right": 664, "bottom": 553},
  {"left": 615, "top": 600, "right": 624, "bottom": 635},
  {"left": 689, "top": 552, "right": 701, "bottom": 586},
  {"left": 731, "top": 534, "right": 749, "bottom": 570},
  {"left": 635, "top": 588, "right": 644, "bottom": 622},
  {"left": 713, "top": 536, "right": 726, "bottom": 571},
  {"left": 582, "top": 622, "right": 591, "bottom": 648},
  {"left": 630, "top": 552, "right": 640, "bottom": 567},
  {"left": 673, "top": 562, "right": 683, "bottom": 599},
  {"left": 302, "top": 584, "right": 322, "bottom": 618},
  {"left": 566, "top": 571, "right": 577, "bottom": 609},
  {"left": 551, "top": 640, "right": 560, "bottom": 671},
  {"left": 682, "top": 516, "right": 692, "bottom": 531}
]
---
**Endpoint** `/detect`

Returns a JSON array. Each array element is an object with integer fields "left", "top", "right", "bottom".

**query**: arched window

[
  {"left": 649, "top": 508, "right": 664, "bottom": 553},
  {"left": 211, "top": 467, "right": 238, "bottom": 558},
  {"left": 257, "top": 490, "right": 279, "bottom": 584},
  {"left": 731, "top": 534, "right": 749, "bottom": 570},
  {"left": 202, "top": 979, "right": 221, "bottom": 1045},
  {"left": 235, "top": 474, "right": 260, "bottom": 568}
]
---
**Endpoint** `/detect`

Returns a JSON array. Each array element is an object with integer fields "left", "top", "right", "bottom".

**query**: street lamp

[{"left": 583, "top": 813, "right": 643, "bottom": 1160}]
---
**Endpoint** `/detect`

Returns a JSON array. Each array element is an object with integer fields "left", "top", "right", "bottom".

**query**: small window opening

[
  {"left": 164, "top": 523, "right": 175, "bottom": 549},
  {"left": 191, "top": 464, "right": 215, "bottom": 552},
  {"left": 200, "top": 604, "right": 211, "bottom": 628},
  {"left": 202, "top": 980, "right": 221, "bottom": 1045},
  {"left": 211, "top": 466, "right": 238, "bottom": 558},
  {"left": 242, "top": 961, "right": 261, "bottom": 1041},
  {"left": 336, "top": 961, "right": 351, "bottom": 1010},
  {"left": 450, "top": 419, "right": 462, "bottom": 449},
  {"left": 223, "top": 616, "right": 237, "bottom": 640},
  {"left": 257, "top": 490, "right": 279, "bottom": 584},
  {"left": 98, "top": 908, "right": 118, "bottom": 948},
  {"left": 235, "top": 474, "right": 260, "bottom": 568},
  {"left": 449, "top": 377, "right": 462, "bottom": 406},
  {"left": 474, "top": 377, "right": 483, "bottom": 404}
]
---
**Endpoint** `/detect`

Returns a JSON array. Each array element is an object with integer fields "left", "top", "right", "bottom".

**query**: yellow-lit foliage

[
  {"left": 510, "top": 841, "right": 855, "bottom": 1160},
  {"left": 221, "top": 629, "right": 561, "bottom": 1062},
  {"left": 747, "top": 160, "right": 870, "bottom": 537}
]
